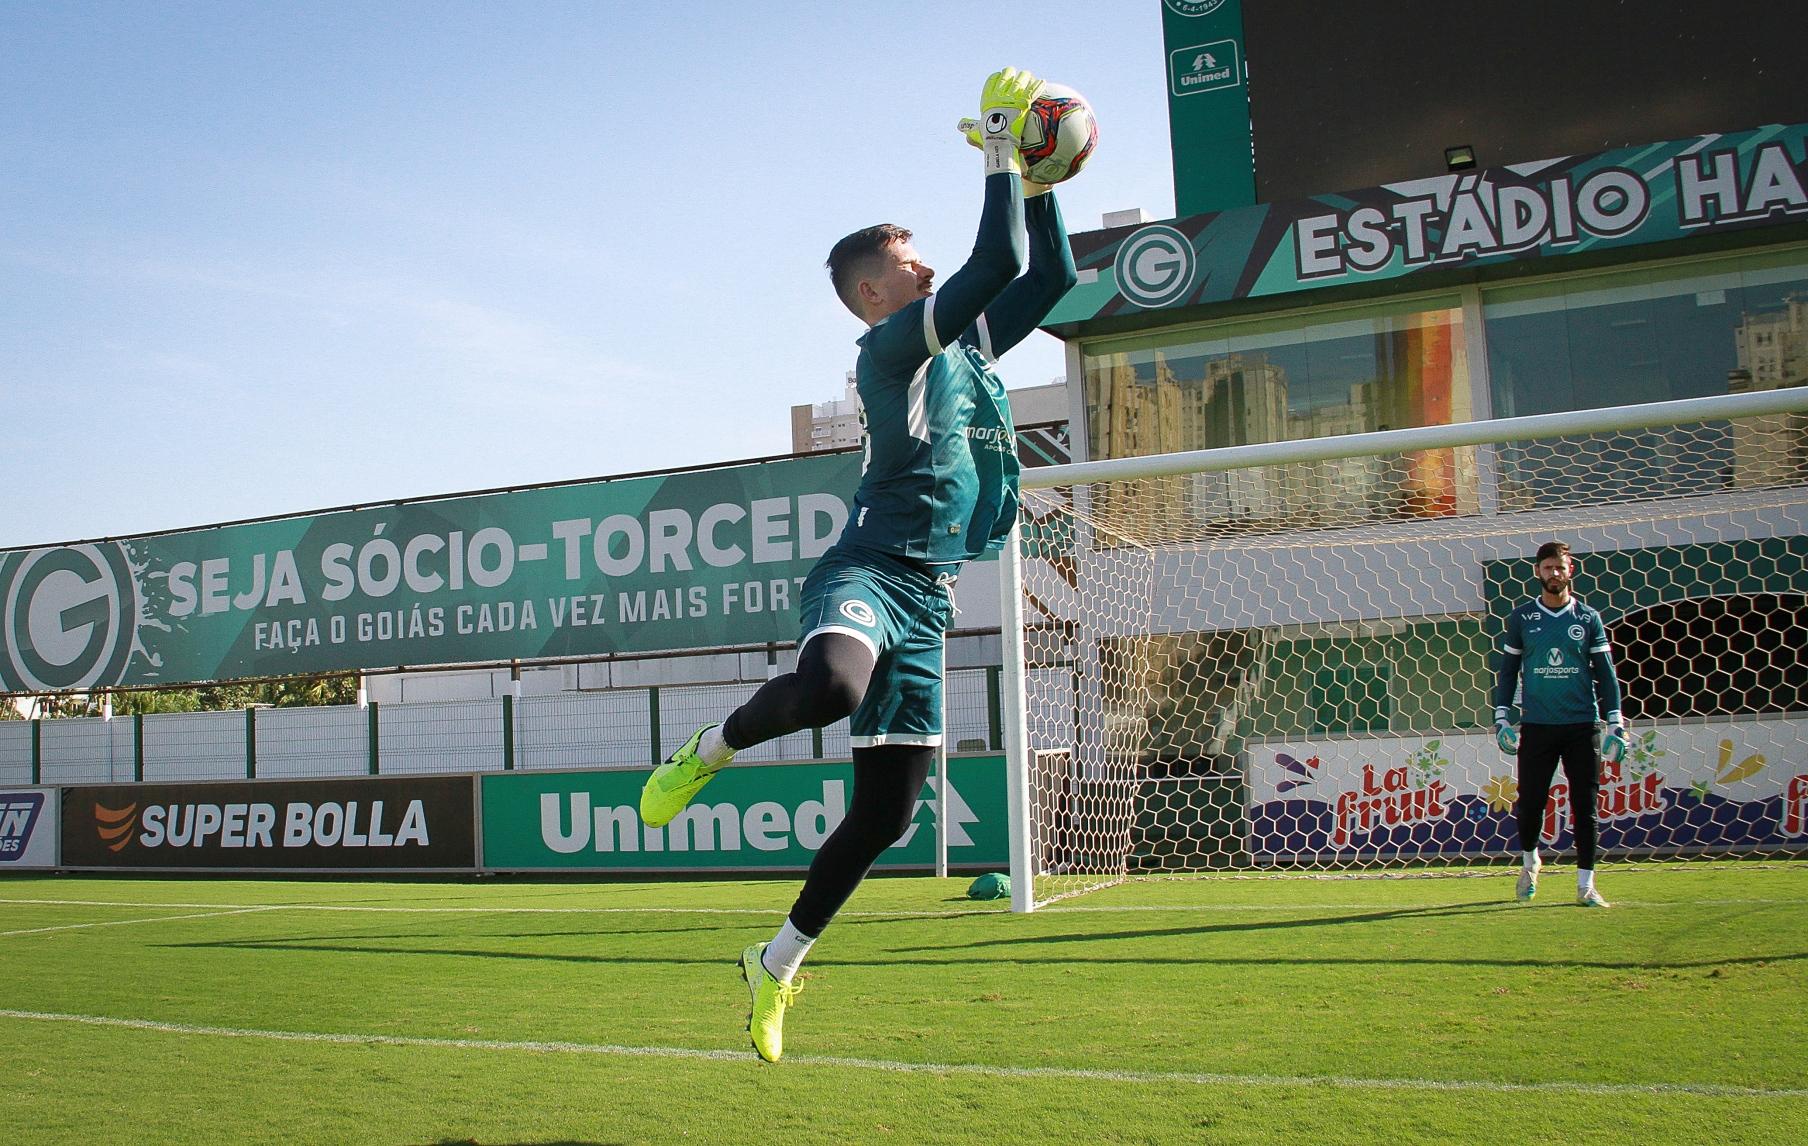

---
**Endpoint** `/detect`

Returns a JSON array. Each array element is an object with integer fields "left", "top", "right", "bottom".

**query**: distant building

[
  {"left": 791, "top": 377, "right": 1073, "bottom": 455},
  {"left": 791, "top": 373, "right": 866, "bottom": 453}
]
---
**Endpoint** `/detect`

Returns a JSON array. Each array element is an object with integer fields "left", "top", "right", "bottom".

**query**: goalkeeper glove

[
  {"left": 1602, "top": 725, "right": 1628, "bottom": 765},
  {"left": 1495, "top": 721, "right": 1519, "bottom": 755},
  {"left": 957, "top": 117, "right": 1053, "bottom": 194},
  {"left": 966, "top": 66, "right": 1045, "bottom": 177}
]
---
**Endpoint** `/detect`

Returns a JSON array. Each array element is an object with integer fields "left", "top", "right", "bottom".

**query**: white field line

[
  {"left": 0, "top": 898, "right": 976, "bottom": 917},
  {"left": 0, "top": 907, "right": 280, "bottom": 938},
  {"left": 1, "top": 1008, "right": 1802, "bottom": 1100},
  {"left": 2, "top": 896, "right": 1805, "bottom": 917}
]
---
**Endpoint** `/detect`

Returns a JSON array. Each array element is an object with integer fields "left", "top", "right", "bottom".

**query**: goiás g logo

[{"left": 0, "top": 543, "right": 141, "bottom": 692}]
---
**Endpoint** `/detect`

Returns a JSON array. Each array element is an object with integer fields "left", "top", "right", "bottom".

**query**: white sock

[
  {"left": 1522, "top": 851, "right": 1539, "bottom": 870},
  {"left": 698, "top": 724, "right": 735, "bottom": 767},
  {"left": 1578, "top": 869, "right": 1595, "bottom": 892},
  {"left": 761, "top": 918, "right": 817, "bottom": 984}
]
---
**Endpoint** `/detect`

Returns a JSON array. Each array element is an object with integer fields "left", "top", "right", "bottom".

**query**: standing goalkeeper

[
  {"left": 1493, "top": 541, "right": 1626, "bottom": 908},
  {"left": 637, "top": 68, "right": 1076, "bottom": 1062}
]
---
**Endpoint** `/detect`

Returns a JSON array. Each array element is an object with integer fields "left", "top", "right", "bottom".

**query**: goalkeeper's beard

[{"left": 1541, "top": 575, "right": 1569, "bottom": 596}]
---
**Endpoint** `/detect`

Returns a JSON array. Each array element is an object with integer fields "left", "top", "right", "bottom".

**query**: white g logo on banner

[
  {"left": 1568, "top": 624, "right": 1587, "bottom": 642},
  {"left": 0, "top": 544, "right": 138, "bottom": 692},
  {"left": 1113, "top": 225, "right": 1197, "bottom": 309},
  {"left": 839, "top": 600, "right": 878, "bottom": 627}
]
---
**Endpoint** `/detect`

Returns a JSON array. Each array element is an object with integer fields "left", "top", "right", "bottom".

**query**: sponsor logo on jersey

[
  {"left": 965, "top": 425, "right": 1015, "bottom": 454},
  {"left": 1532, "top": 645, "right": 1581, "bottom": 682},
  {"left": 0, "top": 794, "right": 45, "bottom": 861}
]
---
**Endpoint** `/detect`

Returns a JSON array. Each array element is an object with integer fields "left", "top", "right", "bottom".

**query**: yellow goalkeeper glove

[{"left": 964, "top": 67, "right": 1045, "bottom": 177}]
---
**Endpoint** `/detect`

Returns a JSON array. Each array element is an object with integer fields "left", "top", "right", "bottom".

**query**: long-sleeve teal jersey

[
  {"left": 1493, "top": 596, "right": 1625, "bottom": 726},
  {"left": 837, "top": 176, "right": 1076, "bottom": 565}
]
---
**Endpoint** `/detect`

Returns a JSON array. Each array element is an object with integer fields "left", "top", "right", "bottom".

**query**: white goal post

[{"left": 999, "top": 387, "right": 1808, "bottom": 911}]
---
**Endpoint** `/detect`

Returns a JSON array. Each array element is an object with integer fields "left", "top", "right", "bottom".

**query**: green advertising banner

[
  {"left": 0, "top": 452, "right": 862, "bottom": 692},
  {"left": 1047, "top": 121, "right": 1808, "bottom": 333},
  {"left": 479, "top": 755, "right": 1008, "bottom": 871},
  {"left": 1162, "top": 0, "right": 1256, "bottom": 218}
]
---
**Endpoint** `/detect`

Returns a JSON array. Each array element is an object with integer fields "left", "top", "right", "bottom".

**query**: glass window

[
  {"left": 1079, "top": 297, "right": 1475, "bottom": 530},
  {"left": 1484, "top": 247, "right": 1808, "bottom": 418},
  {"left": 1484, "top": 248, "right": 1808, "bottom": 507},
  {"left": 1083, "top": 296, "right": 1472, "bottom": 457}
]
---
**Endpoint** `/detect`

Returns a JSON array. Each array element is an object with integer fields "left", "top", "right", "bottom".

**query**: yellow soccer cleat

[
  {"left": 740, "top": 942, "right": 802, "bottom": 1063},
  {"left": 639, "top": 724, "right": 732, "bottom": 828}
]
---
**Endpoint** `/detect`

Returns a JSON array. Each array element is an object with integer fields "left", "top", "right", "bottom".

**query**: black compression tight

[
  {"left": 721, "top": 632, "right": 873, "bottom": 750},
  {"left": 719, "top": 632, "right": 933, "bottom": 938},
  {"left": 788, "top": 744, "right": 936, "bottom": 937}
]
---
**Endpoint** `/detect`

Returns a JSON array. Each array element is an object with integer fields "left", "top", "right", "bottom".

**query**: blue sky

[{"left": 1, "top": 1, "right": 1176, "bottom": 548}]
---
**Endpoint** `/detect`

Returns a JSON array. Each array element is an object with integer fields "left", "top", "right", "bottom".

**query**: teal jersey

[
  {"left": 1494, "top": 597, "right": 1624, "bottom": 726},
  {"left": 837, "top": 183, "right": 1076, "bottom": 566},
  {"left": 842, "top": 303, "right": 1021, "bottom": 563}
]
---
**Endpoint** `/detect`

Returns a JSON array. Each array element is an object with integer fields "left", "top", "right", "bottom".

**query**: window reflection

[
  {"left": 1484, "top": 252, "right": 1808, "bottom": 506},
  {"left": 1081, "top": 302, "right": 1476, "bottom": 532}
]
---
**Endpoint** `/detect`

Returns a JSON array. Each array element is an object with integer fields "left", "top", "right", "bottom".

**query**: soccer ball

[{"left": 1018, "top": 82, "right": 1098, "bottom": 185}]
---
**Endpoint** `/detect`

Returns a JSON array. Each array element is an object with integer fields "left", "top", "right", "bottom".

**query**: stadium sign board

[
  {"left": 479, "top": 755, "right": 1008, "bottom": 871},
  {"left": 1047, "top": 121, "right": 1808, "bottom": 332},
  {"left": 0, "top": 787, "right": 58, "bottom": 868},
  {"left": 1161, "top": 0, "right": 1256, "bottom": 217},
  {"left": 1, "top": 451, "right": 862, "bottom": 692},
  {"left": 59, "top": 775, "right": 476, "bottom": 871},
  {"left": 1250, "top": 717, "right": 1808, "bottom": 862}
]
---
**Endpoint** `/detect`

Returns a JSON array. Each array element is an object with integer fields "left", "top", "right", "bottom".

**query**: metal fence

[{"left": 0, "top": 667, "right": 1008, "bottom": 786}]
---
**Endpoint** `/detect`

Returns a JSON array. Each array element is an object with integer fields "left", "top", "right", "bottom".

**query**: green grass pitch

[{"left": 3, "top": 863, "right": 1805, "bottom": 1144}]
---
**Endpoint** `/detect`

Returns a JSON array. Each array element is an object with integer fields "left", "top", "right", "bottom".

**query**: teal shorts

[{"left": 797, "top": 545, "right": 957, "bottom": 748}]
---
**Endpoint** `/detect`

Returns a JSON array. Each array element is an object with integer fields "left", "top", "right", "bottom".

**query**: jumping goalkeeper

[{"left": 638, "top": 68, "right": 1077, "bottom": 1062}]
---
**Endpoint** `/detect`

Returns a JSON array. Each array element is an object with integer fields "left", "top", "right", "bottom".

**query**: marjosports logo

[
  {"left": 0, "top": 543, "right": 138, "bottom": 692},
  {"left": 1113, "top": 225, "right": 1196, "bottom": 308}
]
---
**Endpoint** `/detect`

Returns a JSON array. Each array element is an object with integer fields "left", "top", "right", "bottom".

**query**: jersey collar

[{"left": 1533, "top": 597, "right": 1579, "bottom": 618}]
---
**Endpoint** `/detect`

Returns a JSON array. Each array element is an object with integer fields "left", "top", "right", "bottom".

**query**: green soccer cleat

[
  {"left": 1578, "top": 888, "right": 1611, "bottom": 908},
  {"left": 639, "top": 724, "right": 732, "bottom": 828},
  {"left": 1515, "top": 855, "right": 1541, "bottom": 903},
  {"left": 740, "top": 942, "right": 802, "bottom": 1063}
]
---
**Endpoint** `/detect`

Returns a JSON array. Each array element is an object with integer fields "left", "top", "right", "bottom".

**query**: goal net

[{"left": 1001, "top": 390, "right": 1808, "bottom": 909}]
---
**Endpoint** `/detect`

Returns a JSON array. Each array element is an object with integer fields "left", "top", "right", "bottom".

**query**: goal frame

[{"left": 998, "top": 386, "right": 1808, "bottom": 911}]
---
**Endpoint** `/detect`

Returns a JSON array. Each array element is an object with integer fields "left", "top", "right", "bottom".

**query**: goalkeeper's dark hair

[
  {"left": 1535, "top": 540, "right": 1572, "bottom": 565},
  {"left": 827, "top": 224, "right": 912, "bottom": 316}
]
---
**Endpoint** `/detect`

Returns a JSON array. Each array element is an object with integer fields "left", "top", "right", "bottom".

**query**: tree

[{"left": 11, "top": 675, "right": 360, "bottom": 719}]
